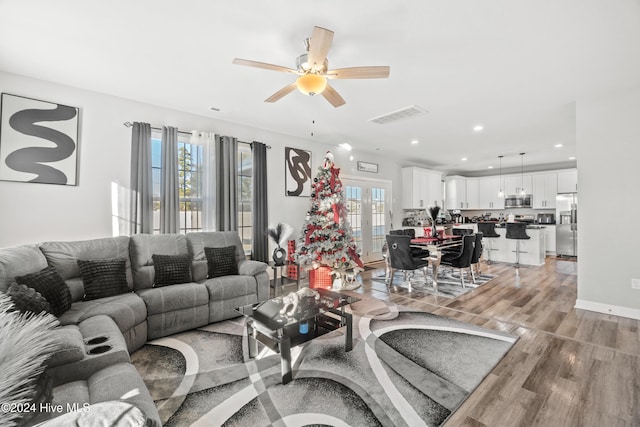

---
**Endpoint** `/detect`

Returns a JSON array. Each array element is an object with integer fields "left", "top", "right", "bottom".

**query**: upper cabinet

[
  {"left": 445, "top": 176, "right": 479, "bottom": 210},
  {"left": 401, "top": 167, "right": 443, "bottom": 209},
  {"left": 503, "top": 174, "right": 533, "bottom": 196},
  {"left": 557, "top": 170, "right": 578, "bottom": 193},
  {"left": 478, "top": 177, "right": 503, "bottom": 209},
  {"left": 532, "top": 173, "right": 558, "bottom": 209}
]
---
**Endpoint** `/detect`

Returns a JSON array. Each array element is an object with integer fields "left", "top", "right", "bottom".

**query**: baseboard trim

[{"left": 575, "top": 299, "right": 640, "bottom": 320}]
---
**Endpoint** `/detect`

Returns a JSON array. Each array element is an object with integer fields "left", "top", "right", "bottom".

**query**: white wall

[
  {"left": 576, "top": 84, "right": 640, "bottom": 318},
  {"left": 0, "top": 71, "right": 404, "bottom": 248}
]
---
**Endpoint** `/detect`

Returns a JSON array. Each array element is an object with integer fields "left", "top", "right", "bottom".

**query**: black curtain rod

[{"left": 123, "top": 121, "right": 271, "bottom": 148}]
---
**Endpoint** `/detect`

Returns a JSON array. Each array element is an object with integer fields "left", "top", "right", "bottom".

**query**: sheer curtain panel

[
  {"left": 215, "top": 135, "right": 238, "bottom": 231},
  {"left": 130, "top": 122, "right": 153, "bottom": 234},
  {"left": 160, "top": 126, "right": 179, "bottom": 233},
  {"left": 252, "top": 141, "right": 269, "bottom": 262}
]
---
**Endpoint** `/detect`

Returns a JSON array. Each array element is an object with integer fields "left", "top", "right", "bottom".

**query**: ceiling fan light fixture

[{"left": 296, "top": 73, "right": 327, "bottom": 96}]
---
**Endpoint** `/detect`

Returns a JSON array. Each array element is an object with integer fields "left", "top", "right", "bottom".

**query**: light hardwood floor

[{"left": 346, "top": 257, "right": 640, "bottom": 427}]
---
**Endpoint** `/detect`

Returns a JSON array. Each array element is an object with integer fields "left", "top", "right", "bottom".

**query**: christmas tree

[{"left": 294, "top": 151, "right": 364, "bottom": 279}]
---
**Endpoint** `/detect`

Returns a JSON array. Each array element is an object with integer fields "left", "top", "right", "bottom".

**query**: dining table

[{"left": 410, "top": 234, "right": 462, "bottom": 292}]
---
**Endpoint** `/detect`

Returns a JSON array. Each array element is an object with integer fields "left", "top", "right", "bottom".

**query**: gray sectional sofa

[{"left": 0, "top": 231, "right": 269, "bottom": 427}]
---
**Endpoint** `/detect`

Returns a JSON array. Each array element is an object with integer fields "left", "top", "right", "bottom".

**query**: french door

[{"left": 342, "top": 177, "right": 391, "bottom": 263}]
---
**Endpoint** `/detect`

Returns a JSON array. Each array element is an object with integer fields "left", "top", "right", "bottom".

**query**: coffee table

[{"left": 236, "top": 288, "right": 360, "bottom": 384}]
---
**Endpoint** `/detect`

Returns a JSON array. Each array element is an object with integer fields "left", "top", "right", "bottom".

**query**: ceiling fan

[{"left": 232, "top": 26, "right": 390, "bottom": 108}]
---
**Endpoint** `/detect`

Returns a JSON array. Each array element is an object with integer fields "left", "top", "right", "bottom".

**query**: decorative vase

[
  {"left": 272, "top": 246, "right": 286, "bottom": 265},
  {"left": 431, "top": 223, "right": 438, "bottom": 238}
]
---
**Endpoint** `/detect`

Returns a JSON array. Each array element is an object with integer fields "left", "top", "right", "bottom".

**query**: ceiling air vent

[{"left": 369, "top": 105, "right": 427, "bottom": 124}]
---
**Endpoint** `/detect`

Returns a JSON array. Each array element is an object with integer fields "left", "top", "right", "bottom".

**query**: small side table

[{"left": 269, "top": 261, "right": 303, "bottom": 296}]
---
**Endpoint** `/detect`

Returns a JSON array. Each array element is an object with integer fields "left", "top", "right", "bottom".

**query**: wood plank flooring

[{"left": 282, "top": 257, "right": 640, "bottom": 426}]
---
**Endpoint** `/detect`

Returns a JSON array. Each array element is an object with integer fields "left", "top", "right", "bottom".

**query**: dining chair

[
  {"left": 440, "top": 234, "right": 475, "bottom": 288},
  {"left": 469, "top": 232, "right": 483, "bottom": 283},
  {"left": 385, "top": 234, "right": 430, "bottom": 292}
]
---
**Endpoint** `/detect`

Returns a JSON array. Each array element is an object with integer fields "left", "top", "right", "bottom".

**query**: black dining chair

[
  {"left": 452, "top": 228, "right": 473, "bottom": 236},
  {"left": 440, "top": 234, "right": 475, "bottom": 288},
  {"left": 390, "top": 229, "right": 429, "bottom": 258},
  {"left": 385, "top": 234, "right": 430, "bottom": 292},
  {"left": 477, "top": 223, "right": 500, "bottom": 264},
  {"left": 469, "top": 232, "right": 483, "bottom": 283}
]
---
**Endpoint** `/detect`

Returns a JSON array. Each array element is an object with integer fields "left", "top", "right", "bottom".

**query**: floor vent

[{"left": 369, "top": 105, "right": 427, "bottom": 124}]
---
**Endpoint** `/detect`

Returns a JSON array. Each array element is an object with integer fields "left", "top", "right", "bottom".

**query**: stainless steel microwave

[{"left": 505, "top": 194, "right": 532, "bottom": 208}]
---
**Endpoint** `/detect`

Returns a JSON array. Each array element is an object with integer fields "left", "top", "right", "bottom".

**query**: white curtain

[{"left": 199, "top": 131, "right": 217, "bottom": 231}]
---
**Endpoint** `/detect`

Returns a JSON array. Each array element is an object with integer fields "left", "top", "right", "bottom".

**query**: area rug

[
  {"left": 370, "top": 269, "right": 497, "bottom": 298},
  {"left": 131, "top": 296, "right": 516, "bottom": 426}
]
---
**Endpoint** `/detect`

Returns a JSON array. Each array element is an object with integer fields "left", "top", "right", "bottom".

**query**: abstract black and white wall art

[
  {"left": 0, "top": 93, "right": 79, "bottom": 185},
  {"left": 285, "top": 147, "right": 311, "bottom": 196}
]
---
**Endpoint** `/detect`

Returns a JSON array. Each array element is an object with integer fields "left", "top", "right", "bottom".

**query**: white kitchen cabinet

[
  {"left": 401, "top": 167, "right": 443, "bottom": 209},
  {"left": 445, "top": 176, "right": 477, "bottom": 210},
  {"left": 532, "top": 173, "right": 558, "bottom": 209},
  {"left": 543, "top": 225, "right": 556, "bottom": 254},
  {"left": 557, "top": 170, "right": 578, "bottom": 193},
  {"left": 478, "top": 177, "right": 503, "bottom": 209},
  {"left": 504, "top": 174, "right": 533, "bottom": 196}
]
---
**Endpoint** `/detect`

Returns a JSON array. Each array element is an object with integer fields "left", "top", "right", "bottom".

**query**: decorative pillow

[
  {"left": 6, "top": 282, "right": 51, "bottom": 315},
  {"left": 152, "top": 254, "right": 192, "bottom": 287},
  {"left": 15, "top": 266, "right": 71, "bottom": 316},
  {"left": 204, "top": 246, "right": 238, "bottom": 278},
  {"left": 77, "top": 258, "right": 129, "bottom": 301}
]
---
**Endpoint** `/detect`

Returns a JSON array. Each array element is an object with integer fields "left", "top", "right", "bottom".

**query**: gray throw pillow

[
  {"left": 15, "top": 266, "right": 71, "bottom": 316},
  {"left": 152, "top": 254, "right": 192, "bottom": 287},
  {"left": 77, "top": 258, "right": 129, "bottom": 301},
  {"left": 6, "top": 282, "right": 51, "bottom": 315}
]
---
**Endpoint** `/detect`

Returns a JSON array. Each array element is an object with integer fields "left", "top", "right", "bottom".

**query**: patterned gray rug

[
  {"left": 131, "top": 297, "right": 516, "bottom": 426},
  {"left": 371, "top": 268, "right": 496, "bottom": 298}
]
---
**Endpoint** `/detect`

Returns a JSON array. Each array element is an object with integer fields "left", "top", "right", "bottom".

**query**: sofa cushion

[
  {"left": 77, "top": 258, "right": 130, "bottom": 301},
  {"left": 129, "top": 234, "right": 189, "bottom": 291},
  {"left": 39, "top": 237, "right": 133, "bottom": 301},
  {"left": 205, "top": 246, "right": 238, "bottom": 278},
  {"left": 238, "top": 259, "right": 268, "bottom": 276},
  {"left": 57, "top": 293, "right": 147, "bottom": 334},
  {"left": 152, "top": 254, "right": 192, "bottom": 287},
  {"left": 137, "top": 282, "right": 209, "bottom": 316},
  {"left": 0, "top": 244, "right": 49, "bottom": 292},
  {"left": 203, "top": 274, "right": 257, "bottom": 301},
  {"left": 186, "top": 232, "right": 246, "bottom": 282},
  {"left": 6, "top": 282, "right": 51, "bottom": 314},
  {"left": 46, "top": 326, "right": 85, "bottom": 368},
  {"left": 15, "top": 266, "right": 72, "bottom": 316}
]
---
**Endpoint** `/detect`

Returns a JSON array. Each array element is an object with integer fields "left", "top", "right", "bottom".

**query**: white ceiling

[{"left": 1, "top": 0, "right": 639, "bottom": 174}]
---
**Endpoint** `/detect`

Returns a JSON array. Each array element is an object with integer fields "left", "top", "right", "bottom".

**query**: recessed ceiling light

[
  {"left": 473, "top": 125, "right": 484, "bottom": 132},
  {"left": 349, "top": 155, "right": 354, "bottom": 161},
  {"left": 339, "top": 143, "right": 352, "bottom": 151},
  {"left": 461, "top": 157, "right": 468, "bottom": 161},
  {"left": 554, "top": 143, "right": 563, "bottom": 148},
  {"left": 410, "top": 139, "right": 419, "bottom": 145},
  {"left": 488, "top": 166, "right": 494, "bottom": 169},
  {"left": 569, "top": 156, "right": 576, "bottom": 160}
]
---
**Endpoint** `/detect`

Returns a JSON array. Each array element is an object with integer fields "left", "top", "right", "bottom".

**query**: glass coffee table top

[{"left": 236, "top": 288, "right": 360, "bottom": 331}]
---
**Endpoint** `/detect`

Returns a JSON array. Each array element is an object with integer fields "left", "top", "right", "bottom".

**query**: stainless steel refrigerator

[{"left": 556, "top": 193, "right": 577, "bottom": 257}]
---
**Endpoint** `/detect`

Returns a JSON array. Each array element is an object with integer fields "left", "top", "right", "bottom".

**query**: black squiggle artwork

[
  {"left": 285, "top": 147, "right": 311, "bottom": 196},
  {"left": 5, "top": 104, "right": 77, "bottom": 184}
]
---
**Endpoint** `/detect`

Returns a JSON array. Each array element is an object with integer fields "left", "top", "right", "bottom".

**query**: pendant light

[
  {"left": 498, "top": 155, "right": 504, "bottom": 198},
  {"left": 520, "top": 152, "right": 526, "bottom": 195}
]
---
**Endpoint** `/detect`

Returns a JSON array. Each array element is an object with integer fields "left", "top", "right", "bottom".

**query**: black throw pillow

[
  {"left": 6, "top": 282, "right": 51, "bottom": 315},
  {"left": 15, "top": 266, "right": 71, "bottom": 316},
  {"left": 204, "top": 246, "right": 238, "bottom": 278},
  {"left": 77, "top": 258, "right": 130, "bottom": 301},
  {"left": 152, "top": 254, "right": 192, "bottom": 287}
]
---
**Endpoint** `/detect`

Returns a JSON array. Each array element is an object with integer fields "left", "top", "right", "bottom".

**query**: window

[
  {"left": 151, "top": 131, "right": 204, "bottom": 234},
  {"left": 237, "top": 142, "right": 252, "bottom": 253}
]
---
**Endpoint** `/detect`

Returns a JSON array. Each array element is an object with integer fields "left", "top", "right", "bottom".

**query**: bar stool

[
  {"left": 506, "top": 222, "right": 530, "bottom": 268},
  {"left": 477, "top": 223, "right": 500, "bottom": 264}
]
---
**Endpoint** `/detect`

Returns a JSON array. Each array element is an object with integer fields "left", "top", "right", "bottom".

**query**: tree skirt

[{"left": 131, "top": 296, "right": 516, "bottom": 426}]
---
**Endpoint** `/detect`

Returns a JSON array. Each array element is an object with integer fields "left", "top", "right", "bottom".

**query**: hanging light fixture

[
  {"left": 520, "top": 152, "right": 526, "bottom": 195},
  {"left": 498, "top": 155, "right": 504, "bottom": 198},
  {"left": 296, "top": 73, "right": 327, "bottom": 96}
]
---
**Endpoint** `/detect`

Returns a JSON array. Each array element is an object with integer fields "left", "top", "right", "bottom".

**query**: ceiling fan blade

[
  {"left": 307, "top": 26, "right": 334, "bottom": 71},
  {"left": 232, "top": 58, "right": 298, "bottom": 74},
  {"left": 265, "top": 82, "right": 298, "bottom": 103},
  {"left": 321, "top": 84, "right": 346, "bottom": 108},
  {"left": 326, "top": 66, "right": 390, "bottom": 79}
]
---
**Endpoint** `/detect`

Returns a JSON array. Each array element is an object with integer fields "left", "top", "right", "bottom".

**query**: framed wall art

[
  {"left": 285, "top": 147, "right": 311, "bottom": 196},
  {"left": 357, "top": 161, "right": 379, "bottom": 173},
  {"left": 0, "top": 93, "right": 80, "bottom": 185}
]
